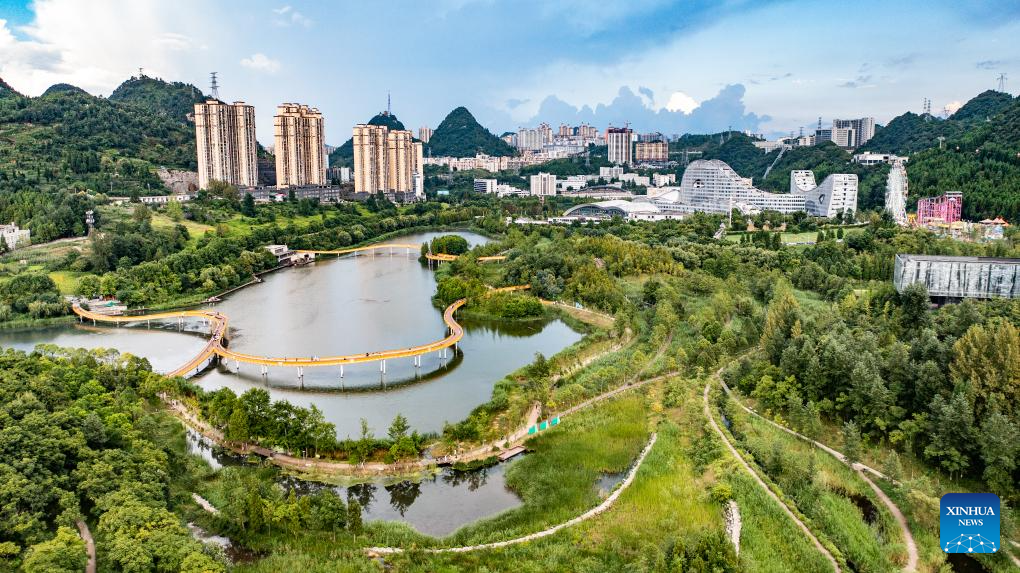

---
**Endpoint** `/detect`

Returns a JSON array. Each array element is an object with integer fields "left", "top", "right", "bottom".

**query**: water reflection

[
  {"left": 0, "top": 231, "right": 584, "bottom": 437},
  {"left": 274, "top": 461, "right": 520, "bottom": 537}
]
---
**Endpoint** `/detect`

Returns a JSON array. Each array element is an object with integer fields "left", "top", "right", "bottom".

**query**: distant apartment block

[
  {"left": 834, "top": 117, "right": 875, "bottom": 147},
  {"left": 194, "top": 100, "right": 258, "bottom": 190},
  {"left": 0, "top": 222, "right": 30, "bottom": 250},
  {"left": 274, "top": 103, "right": 326, "bottom": 189},
  {"left": 652, "top": 173, "right": 676, "bottom": 187},
  {"left": 326, "top": 166, "right": 352, "bottom": 183},
  {"left": 474, "top": 178, "right": 497, "bottom": 194},
  {"left": 607, "top": 127, "right": 634, "bottom": 165},
  {"left": 516, "top": 127, "right": 546, "bottom": 151},
  {"left": 637, "top": 132, "right": 664, "bottom": 143},
  {"left": 418, "top": 126, "right": 433, "bottom": 144},
  {"left": 599, "top": 166, "right": 624, "bottom": 180},
  {"left": 530, "top": 172, "right": 557, "bottom": 196},
  {"left": 619, "top": 173, "right": 651, "bottom": 187},
  {"left": 635, "top": 141, "right": 668, "bottom": 163},
  {"left": 353, "top": 124, "right": 424, "bottom": 198}
]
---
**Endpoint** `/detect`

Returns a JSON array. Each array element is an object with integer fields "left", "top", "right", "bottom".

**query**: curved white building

[{"left": 675, "top": 160, "right": 856, "bottom": 217}]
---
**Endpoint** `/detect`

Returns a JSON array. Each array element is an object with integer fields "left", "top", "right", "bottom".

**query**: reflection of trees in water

[
  {"left": 385, "top": 480, "right": 424, "bottom": 516},
  {"left": 441, "top": 467, "right": 490, "bottom": 491},
  {"left": 461, "top": 317, "right": 550, "bottom": 338},
  {"left": 347, "top": 483, "right": 377, "bottom": 510}
]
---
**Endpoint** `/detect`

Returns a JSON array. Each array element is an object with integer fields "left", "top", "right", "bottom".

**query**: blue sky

[{"left": 1, "top": 0, "right": 1019, "bottom": 144}]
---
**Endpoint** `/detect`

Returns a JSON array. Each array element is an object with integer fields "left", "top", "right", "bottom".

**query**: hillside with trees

[
  {"left": 903, "top": 94, "right": 1020, "bottom": 220},
  {"left": 862, "top": 90, "right": 1016, "bottom": 155},
  {"left": 0, "top": 76, "right": 198, "bottom": 240},
  {"left": 109, "top": 75, "right": 207, "bottom": 124},
  {"left": 425, "top": 106, "right": 515, "bottom": 158}
]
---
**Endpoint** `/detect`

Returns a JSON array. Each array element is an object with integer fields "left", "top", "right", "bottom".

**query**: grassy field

[
  {"left": 730, "top": 408, "right": 905, "bottom": 573},
  {"left": 724, "top": 226, "right": 865, "bottom": 245}
]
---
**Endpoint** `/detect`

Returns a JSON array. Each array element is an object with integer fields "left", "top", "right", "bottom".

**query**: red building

[{"left": 916, "top": 191, "right": 962, "bottom": 225}]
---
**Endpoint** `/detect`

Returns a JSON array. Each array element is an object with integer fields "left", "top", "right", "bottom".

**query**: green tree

[
  {"left": 388, "top": 413, "right": 409, "bottom": 442},
  {"left": 165, "top": 199, "right": 184, "bottom": 222},
  {"left": 76, "top": 274, "right": 101, "bottom": 298},
  {"left": 841, "top": 420, "right": 862, "bottom": 465},
  {"left": 241, "top": 193, "right": 256, "bottom": 217},
  {"left": 22, "top": 527, "right": 87, "bottom": 573}
]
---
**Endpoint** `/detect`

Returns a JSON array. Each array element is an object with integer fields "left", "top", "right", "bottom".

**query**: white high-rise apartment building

[
  {"left": 833, "top": 117, "right": 876, "bottom": 147},
  {"left": 352, "top": 124, "right": 424, "bottom": 196},
  {"left": 194, "top": 100, "right": 258, "bottom": 190},
  {"left": 274, "top": 103, "right": 326, "bottom": 189},
  {"left": 418, "top": 126, "right": 433, "bottom": 144},
  {"left": 529, "top": 172, "right": 557, "bottom": 196},
  {"left": 606, "top": 127, "right": 634, "bottom": 165},
  {"left": 516, "top": 127, "right": 545, "bottom": 151}
]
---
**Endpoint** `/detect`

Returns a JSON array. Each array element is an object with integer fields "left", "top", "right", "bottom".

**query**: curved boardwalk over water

[{"left": 71, "top": 237, "right": 528, "bottom": 379}]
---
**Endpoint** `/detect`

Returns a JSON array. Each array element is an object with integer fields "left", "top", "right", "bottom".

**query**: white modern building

[
  {"left": 599, "top": 166, "right": 624, "bottom": 180},
  {"left": 834, "top": 117, "right": 876, "bottom": 148},
  {"left": 674, "top": 159, "right": 857, "bottom": 217},
  {"left": 474, "top": 178, "right": 497, "bottom": 194},
  {"left": 619, "top": 173, "right": 651, "bottom": 186},
  {"left": 853, "top": 152, "right": 908, "bottom": 165},
  {"left": 557, "top": 175, "right": 592, "bottom": 192},
  {"left": 652, "top": 173, "right": 676, "bottom": 187},
  {"left": 560, "top": 199, "right": 685, "bottom": 222},
  {"left": 606, "top": 127, "right": 634, "bottom": 165},
  {"left": 0, "top": 222, "right": 30, "bottom": 250},
  {"left": 530, "top": 172, "right": 557, "bottom": 196}
]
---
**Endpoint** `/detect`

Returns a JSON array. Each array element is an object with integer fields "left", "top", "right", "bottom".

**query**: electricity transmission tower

[{"left": 210, "top": 72, "right": 220, "bottom": 100}]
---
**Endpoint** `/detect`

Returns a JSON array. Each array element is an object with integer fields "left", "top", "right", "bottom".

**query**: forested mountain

[
  {"left": 109, "top": 75, "right": 206, "bottom": 123},
  {"left": 905, "top": 93, "right": 1020, "bottom": 220},
  {"left": 949, "top": 89, "right": 1014, "bottom": 122},
  {"left": 328, "top": 112, "right": 408, "bottom": 166},
  {"left": 862, "top": 90, "right": 1016, "bottom": 155},
  {"left": 860, "top": 112, "right": 962, "bottom": 155},
  {"left": 425, "top": 106, "right": 514, "bottom": 158},
  {"left": 0, "top": 76, "right": 197, "bottom": 241}
]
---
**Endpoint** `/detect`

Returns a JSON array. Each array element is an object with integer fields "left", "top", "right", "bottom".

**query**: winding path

[
  {"left": 702, "top": 379, "right": 842, "bottom": 573},
  {"left": 717, "top": 378, "right": 918, "bottom": 572},
  {"left": 366, "top": 433, "right": 658, "bottom": 555},
  {"left": 75, "top": 519, "right": 96, "bottom": 573}
]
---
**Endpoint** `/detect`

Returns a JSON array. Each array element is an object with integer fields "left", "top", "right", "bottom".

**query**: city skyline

[{"left": 1, "top": 0, "right": 1019, "bottom": 145}]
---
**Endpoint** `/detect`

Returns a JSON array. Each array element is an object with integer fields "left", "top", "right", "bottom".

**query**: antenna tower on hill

[
  {"left": 210, "top": 72, "right": 220, "bottom": 100},
  {"left": 997, "top": 73, "right": 1008, "bottom": 92}
]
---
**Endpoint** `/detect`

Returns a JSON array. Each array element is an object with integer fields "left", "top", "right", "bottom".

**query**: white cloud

[
  {"left": 240, "top": 53, "right": 280, "bottom": 73},
  {"left": 0, "top": 1, "right": 209, "bottom": 96},
  {"left": 665, "top": 91, "right": 699, "bottom": 114},
  {"left": 273, "top": 5, "right": 313, "bottom": 27}
]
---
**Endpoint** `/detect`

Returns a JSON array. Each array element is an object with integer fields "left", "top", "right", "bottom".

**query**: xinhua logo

[{"left": 940, "top": 493, "right": 1000, "bottom": 553}]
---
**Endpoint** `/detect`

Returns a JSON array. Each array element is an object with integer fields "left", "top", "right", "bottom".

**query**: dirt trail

[
  {"left": 703, "top": 380, "right": 842, "bottom": 573},
  {"left": 717, "top": 378, "right": 918, "bottom": 572}
]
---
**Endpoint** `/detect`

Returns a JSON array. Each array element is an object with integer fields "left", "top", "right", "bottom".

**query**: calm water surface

[
  {"left": 0, "top": 231, "right": 582, "bottom": 437},
  {"left": 187, "top": 428, "right": 523, "bottom": 537}
]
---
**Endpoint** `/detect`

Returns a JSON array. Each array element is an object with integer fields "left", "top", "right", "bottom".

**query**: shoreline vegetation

[{"left": 4, "top": 190, "right": 1020, "bottom": 571}]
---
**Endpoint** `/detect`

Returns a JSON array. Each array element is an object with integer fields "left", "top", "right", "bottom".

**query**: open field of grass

[
  {"left": 724, "top": 226, "right": 865, "bottom": 245},
  {"left": 731, "top": 407, "right": 905, "bottom": 573}
]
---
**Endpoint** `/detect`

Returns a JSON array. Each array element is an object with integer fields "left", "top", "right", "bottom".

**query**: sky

[{"left": 1, "top": 0, "right": 1019, "bottom": 145}]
